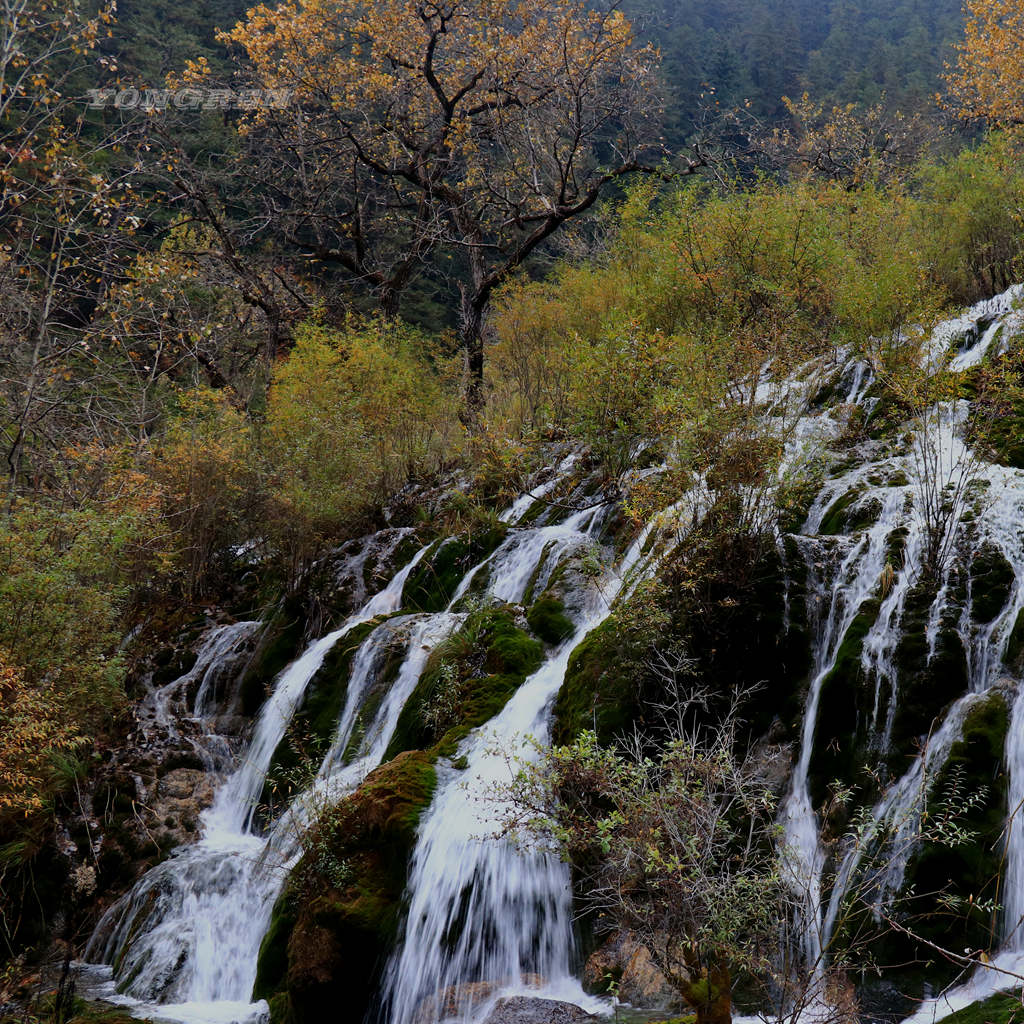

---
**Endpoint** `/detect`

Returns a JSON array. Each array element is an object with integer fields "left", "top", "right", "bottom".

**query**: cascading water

[
  {"left": 77, "top": 284, "right": 1024, "bottom": 1024},
  {"left": 383, "top": 506, "right": 671, "bottom": 1024},
  {"left": 83, "top": 540, "right": 432, "bottom": 1024},
  {"left": 781, "top": 487, "right": 910, "bottom": 969},
  {"left": 773, "top": 286, "right": 1024, "bottom": 1021}
]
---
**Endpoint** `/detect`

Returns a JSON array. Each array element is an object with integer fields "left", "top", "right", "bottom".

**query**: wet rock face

[
  {"left": 480, "top": 997, "right": 598, "bottom": 1024},
  {"left": 151, "top": 768, "right": 215, "bottom": 839},
  {"left": 583, "top": 930, "right": 681, "bottom": 1012}
]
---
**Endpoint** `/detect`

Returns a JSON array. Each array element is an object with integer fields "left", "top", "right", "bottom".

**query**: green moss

[
  {"left": 266, "top": 992, "right": 295, "bottom": 1024},
  {"left": 383, "top": 606, "right": 543, "bottom": 761},
  {"left": 886, "top": 575, "right": 969, "bottom": 770},
  {"left": 254, "top": 751, "right": 437, "bottom": 1024},
  {"left": 1005, "top": 609, "right": 1024, "bottom": 671},
  {"left": 402, "top": 527, "right": 508, "bottom": 612},
  {"left": 254, "top": 895, "right": 298, "bottom": 1001},
  {"left": 818, "top": 486, "right": 867, "bottom": 535},
  {"left": 971, "top": 543, "right": 1016, "bottom": 624},
  {"left": 553, "top": 616, "right": 643, "bottom": 746},
  {"left": 901, "top": 692, "right": 1009, "bottom": 971},
  {"left": 239, "top": 608, "right": 308, "bottom": 717},
  {"left": 808, "top": 597, "right": 881, "bottom": 807},
  {"left": 980, "top": 397, "right": 1024, "bottom": 469},
  {"left": 527, "top": 596, "right": 575, "bottom": 644},
  {"left": 941, "top": 991, "right": 1024, "bottom": 1024}
]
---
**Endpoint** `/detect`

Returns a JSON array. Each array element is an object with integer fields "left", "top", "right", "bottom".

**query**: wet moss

[
  {"left": 527, "top": 596, "right": 575, "bottom": 645},
  {"left": 254, "top": 896, "right": 298, "bottom": 1002},
  {"left": 818, "top": 487, "right": 867, "bottom": 536},
  {"left": 970, "top": 543, "right": 1016, "bottom": 624},
  {"left": 238, "top": 608, "right": 308, "bottom": 717},
  {"left": 402, "top": 527, "right": 508, "bottom": 612},
  {"left": 1005, "top": 610, "right": 1024, "bottom": 672},
  {"left": 940, "top": 991, "right": 1024, "bottom": 1024},
  {"left": 383, "top": 607, "right": 543, "bottom": 761},
  {"left": 900, "top": 692, "right": 1009, "bottom": 969},
  {"left": 889, "top": 579, "right": 969, "bottom": 769},
  {"left": 30, "top": 998, "right": 155, "bottom": 1024},
  {"left": 553, "top": 616, "right": 642, "bottom": 746},
  {"left": 808, "top": 597, "right": 881, "bottom": 808},
  {"left": 253, "top": 751, "right": 437, "bottom": 1024}
]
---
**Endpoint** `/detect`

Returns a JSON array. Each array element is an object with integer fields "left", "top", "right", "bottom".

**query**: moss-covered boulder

[
  {"left": 940, "top": 991, "right": 1024, "bottom": 1024},
  {"left": 873, "top": 691, "right": 1011, "bottom": 1002},
  {"left": 554, "top": 540, "right": 809, "bottom": 750},
  {"left": 970, "top": 543, "right": 1016, "bottom": 624},
  {"left": 253, "top": 750, "right": 437, "bottom": 1024},
  {"left": 384, "top": 606, "right": 544, "bottom": 760},
  {"left": 807, "top": 596, "right": 881, "bottom": 809},
  {"left": 889, "top": 576, "right": 970, "bottom": 770},
  {"left": 527, "top": 596, "right": 575, "bottom": 645},
  {"left": 1005, "top": 609, "right": 1024, "bottom": 673},
  {"left": 910, "top": 692, "right": 1008, "bottom": 943},
  {"left": 552, "top": 615, "right": 644, "bottom": 746},
  {"left": 238, "top": 604, "right": 308, "bottom": 717},
  {"left": 818, "top": 486, "right": 875, "bottom": 536},
  {"left": 402, "top": 527, "right": 508, "bottom": 612}
]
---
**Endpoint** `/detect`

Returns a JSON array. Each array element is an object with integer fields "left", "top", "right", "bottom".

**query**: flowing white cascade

[
  {"left": 771, "top": 285, "right": 1024, "bottom": 990},
  {"left": 83, "top": 543, "right": 431, "bottom": 1024},
  {"left": 138, "top": 620, "right": 262, "bottom": 770},
  {"left": 382, "top": 511, "right": 666, "bottom": 1024},
  {"left": 820, "top": 693, "right": 979, "bottom": 949},
  {"left": 781, "top": 488, "right": 909, "bottom": 969},
  {"left": 264, "top": 612, "right": 461, "bottom": 855}
]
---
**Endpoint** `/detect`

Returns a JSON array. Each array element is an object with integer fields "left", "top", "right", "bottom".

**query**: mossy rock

[
  {"left": 150, "top": 645, "right": 199, "bottom": 689},
  {"left": 1005, "top": 609, "right": 1024, "bottom": 672},
  {"left": 970, "top": 543, "right": 1016, "bottom": 624},
  {"left": 553, "top": 615, "right": 643, "bottom": 746},
  {"left": 238, "top": 606, "right": 308, "bottom": 717},
  {"left": 254, "top": 751, "right": 437, "bottom": 1024},
  {"left": 807, "top": 596, "right": 881, "bottom": 808},
  {"left": 402, "top": 527, "right": 508, "bottom": 612},
  {"left": 818, "top": 486, "right": 870, "bottom": 536},
  {"left": 10, "top": 995, "right": 154, "bottom": 1024},
  {"left": 888, "top": 577, "right": 969, "bottom": 770},
  {"left": 895, "top": 692, "right": 1009, "bottom": 984},
  {"left": 384, "top": 606, "right": 543, "bottom": 760},
  {"left": 941, "top": 991, "right": 1024, "bottom": 1024},
  {"left": 527, "top": 595, "right": 575, "bottom": 645}
]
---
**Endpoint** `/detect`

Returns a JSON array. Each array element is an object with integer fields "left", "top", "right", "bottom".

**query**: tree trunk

[
  {"left": 682, "top": 963, "right": 732, "bottom": 1024},
  {"left": 459, "top": 293, "right": 486, "bottom": 426}
]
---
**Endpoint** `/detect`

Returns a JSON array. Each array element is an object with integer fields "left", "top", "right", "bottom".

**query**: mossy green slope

[{"left": 253, "top": 750, "right": 437, "bottom": 1024}]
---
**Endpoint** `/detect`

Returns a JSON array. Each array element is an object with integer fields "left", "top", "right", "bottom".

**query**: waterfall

[
  {"left": 83, "top": 541, "right": 431, "bottom": 1024},
  {"left": 382, "top": 508, "right": 666, "bottom": 1024},
  {"left": 76, "top": 283, "right": 1024, "bottom": 1024},
  {"left": 781, "top": 487, "right": 910, "bottom": 968}
]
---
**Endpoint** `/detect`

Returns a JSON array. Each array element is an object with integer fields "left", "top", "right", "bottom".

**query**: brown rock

[{"left": 583, "top": 930, "right": 682, "bottom": 1010}]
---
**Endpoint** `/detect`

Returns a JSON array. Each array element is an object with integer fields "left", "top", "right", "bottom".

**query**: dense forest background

[{"left": 108, "top": 0, "right": 966, "bottom": 139}]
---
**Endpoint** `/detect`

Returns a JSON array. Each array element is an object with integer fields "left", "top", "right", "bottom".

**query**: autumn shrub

[
  {"left": 145, "top": 387, "right": 263, "bottom": 600},
  {"left": 917, "top": 133, "right": 1024, "bottom": 304},
  {"left": 261, "top": 317, "right": 463, "bottom": 567},
  {"left": 0, "top": 489, "right": 159, "bottom": 871},
  {"left": 490, "top": 177, "right": 941, "bottom": 444}
]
